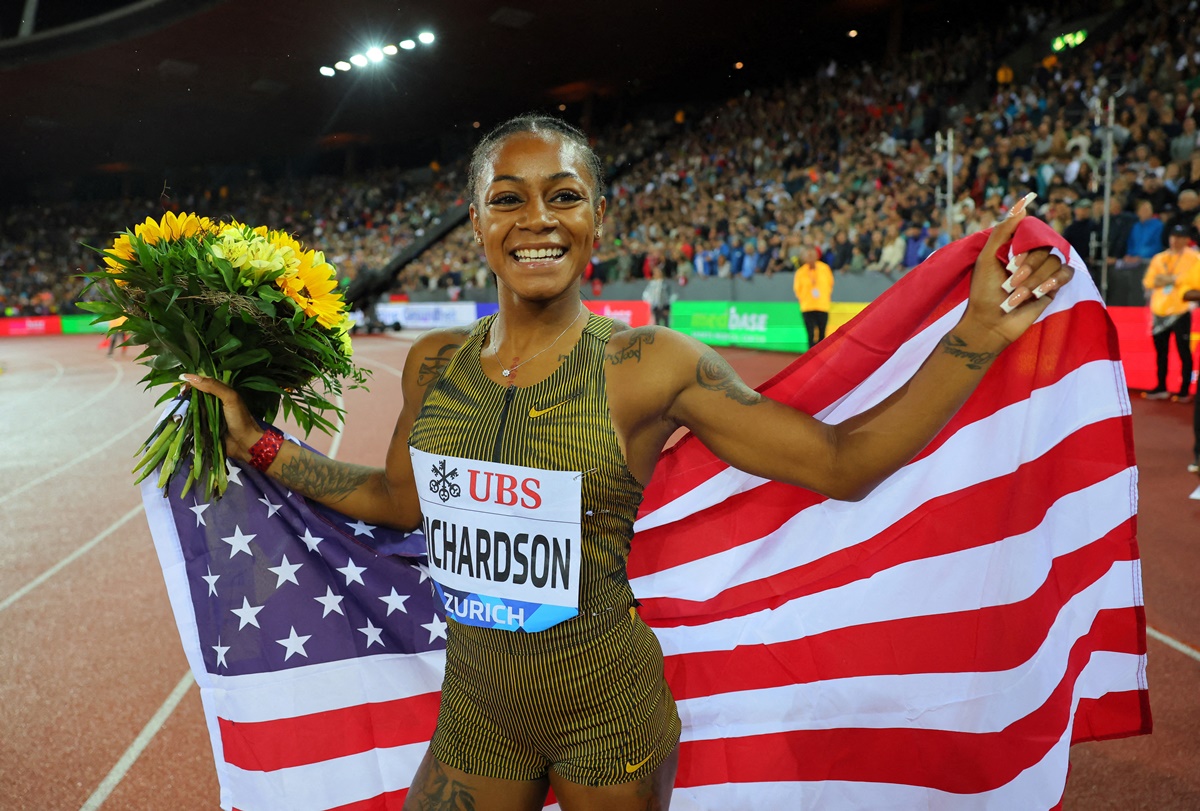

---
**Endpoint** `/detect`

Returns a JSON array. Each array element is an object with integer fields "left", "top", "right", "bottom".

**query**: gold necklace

[{"left": 490, "top": 305, "right": 586, "bottom": 379}]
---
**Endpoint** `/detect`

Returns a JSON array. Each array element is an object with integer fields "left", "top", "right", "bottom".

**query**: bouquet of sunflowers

[{"left": 81, "top": 211, "right": 368, "bottom": 499}]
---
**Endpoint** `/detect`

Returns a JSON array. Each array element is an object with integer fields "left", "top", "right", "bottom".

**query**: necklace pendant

[{"left": 501, "top": 369, "right": 511, "bottom": 377}]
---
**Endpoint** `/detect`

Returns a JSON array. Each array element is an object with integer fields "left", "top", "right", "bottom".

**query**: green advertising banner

[
  {"left": 60, "top": 314, "right": 111, "bottom": 334},
  {"left": 669, "top": 301, "right": 809, "bottom": 352}
]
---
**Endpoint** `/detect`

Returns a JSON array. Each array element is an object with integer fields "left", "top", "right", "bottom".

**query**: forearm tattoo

[
  {"left": 938, "top": 333, "right": 998, "bottom": 371},
  {"left": 606, "top": 327, "right": 657, "bottom": 365},
  {"left": 697, "top": 349, "right": 764, "bottom": 405},
  {"left": 275, "top": 454, "right": 375, "bottom": 503},
  {"left": 417, "top": 342, "right": 463, "bottom": 386}
]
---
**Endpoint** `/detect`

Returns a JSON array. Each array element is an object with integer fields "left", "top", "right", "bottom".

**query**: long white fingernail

[
  {"left": 1033, "top": 279, "right": 1057, "bottom": 299},
  {"left": 1006, "top": 252, "right": 1027, "bottom": 273},
  {"left": 1000, "top": 292, "right": 1022, "bottom": 313},
  {"left": 1001, "top": 277, "right": 1016, "bottom": 294}
]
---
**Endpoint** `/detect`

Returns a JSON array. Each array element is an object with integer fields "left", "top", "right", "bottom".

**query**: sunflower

[
  {"left": 101, "top": 233, "right": 135, "bottom": 285},
  {"left": 276, "top": 248, "right": 345, "bottom": 329},
  {"left": 132, "top": 211, "right": 214, "bottom": 245}
]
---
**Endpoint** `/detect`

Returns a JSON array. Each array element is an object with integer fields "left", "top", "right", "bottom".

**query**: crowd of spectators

[
  {"left": 4, "top": 0, "right": 1198, "bottom": 315},
  {"left": 0, "top": 166, "right": 465, "bottom": 317}
]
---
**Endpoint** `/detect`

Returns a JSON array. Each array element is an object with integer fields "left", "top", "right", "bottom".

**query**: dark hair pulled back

[{"left": 467, "top": 114, "right": 606, "bottom": 205}]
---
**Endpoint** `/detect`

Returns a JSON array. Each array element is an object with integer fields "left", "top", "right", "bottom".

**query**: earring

[{"left": 475, "top": 234, "right": 483, "bottom": 245}]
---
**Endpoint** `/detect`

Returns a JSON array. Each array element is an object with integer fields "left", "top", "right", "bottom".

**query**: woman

[{"left": 185, "top": 115, "right": 1070, "bottom": 811}]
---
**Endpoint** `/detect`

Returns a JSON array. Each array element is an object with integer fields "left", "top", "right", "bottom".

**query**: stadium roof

[{"left": 0, "top": 0, "right": 919, "bottom": 188}]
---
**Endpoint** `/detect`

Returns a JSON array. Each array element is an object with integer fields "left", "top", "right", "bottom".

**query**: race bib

[{"left": 410, "top": 447, "right": 582, "bottom": 633}]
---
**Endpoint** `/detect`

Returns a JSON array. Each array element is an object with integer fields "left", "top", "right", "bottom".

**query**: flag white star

[
  {"left": 225, "top": 458, "right": 243, "bottom": 486},
  {"left": 417, "top": 564, "right": 431, "bottom": 584},
  {"left": 421, "top": 614, "right": 448, "bottom": 643},
  {"left": 336, "top": 559, "right": 367, "bottom": 586},
  {"left": 298, "top": 528, "right": 324, "bottom": 553},
  {"left": 276, "top": 626, "right": 311, "bottom": 661},
  {"left": 258, "top": 496, "right": 282, "bottom": 518},
  {"left": 201, "top": 566, "right": 220, "bottom": 597},
  {"left": 189, "top": 500, "right": 210, "bottom": 527},
  {"left": 231, "top": 596, "right": 264, "bottom": 629},
  {"left": 358, "top": 619, "right": 384, "bottom": 648},
  {"left": 267, "top": 555, "right": 303, "bottom": 588},
  {"left": 314, "top": 586, "right": 345, "bottom": 617},
  {"left": 221, "top": 526, "right": 256, "bottom": 559},
  {"left": 212, "top": 638, "right": 230, "bottom": 668},
  {"left": 345, "top": 519, "right": 376, "bottom": 538},
  {"left": 379, "top": 587, "right": 410, "bottom": 615}
]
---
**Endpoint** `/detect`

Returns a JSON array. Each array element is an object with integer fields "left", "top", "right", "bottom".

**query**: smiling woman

[{"left": 184, "top": 113, "right": 1074, "bottom": 811}]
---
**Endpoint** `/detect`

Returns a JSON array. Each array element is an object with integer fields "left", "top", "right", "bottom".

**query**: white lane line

[
  {"left": 78, "top": 671, "right": 196, "bottom": 811},
  {"left": 0, "top": 504, "right": 145, "bottom": 613},
  {"left": 1147, "top": 626, "right": 1200, "bottom": 664},
  {"left": 0, "top": 410, "right": 155, "bottom": 506},
  {"left": 4, "top": 358, "right": 65, "bottom": 399},
  {"left": 51, "top": 359, "right": 126, "bottom": 426}
]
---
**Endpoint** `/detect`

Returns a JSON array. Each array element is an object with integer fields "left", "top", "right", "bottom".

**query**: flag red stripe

[
  {"left": 674, "top": 609, "right": 1135, "bottom": 794},
  {"left": 631, "top": 305, "right": 1118, "bottom": 577},
  {"left": 634, "top": 414, "right": 1131, "bottom": 594},
  {"left": 219, "top": 692, "right": 440, "bottom": 772},
  {"left": 662, "top": 529, "right": 1140, "bottom": 700},
  {"left": 1072, "top": 689, "right": 1153, "bottom": 742}
]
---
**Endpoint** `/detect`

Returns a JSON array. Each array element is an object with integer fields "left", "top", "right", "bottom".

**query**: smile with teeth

[{"left": 513, "top": 247, "right": 567, "bottom": 262}]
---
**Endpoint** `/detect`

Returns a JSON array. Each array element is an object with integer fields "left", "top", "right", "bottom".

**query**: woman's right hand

[{"left": 179, "top": 374, "right": 264, "bottom": 463}]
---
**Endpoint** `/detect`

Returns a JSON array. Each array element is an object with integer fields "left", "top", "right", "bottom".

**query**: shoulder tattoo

[
  {"left": 696, "top": 349, "right": 764, "bottom": 405},
  {"left": 416, "top": 341, "right": 463, "bottom": 386},
  {"left": 937, "top": 333, "right": 998, "bottom": 371},
  {"left": 606, "top": 327, "right": 656, "bottom": 365}
]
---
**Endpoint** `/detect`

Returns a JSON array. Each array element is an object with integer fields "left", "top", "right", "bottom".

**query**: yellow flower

[
  {"left": 134, "top": 216, "right": 163, "bottom": 245},
  {"left": 102, "top": 233, "right": 135, "bottom": 285},
  {"left": 277, "top": 252, "right": 345, "bottom": 328}
]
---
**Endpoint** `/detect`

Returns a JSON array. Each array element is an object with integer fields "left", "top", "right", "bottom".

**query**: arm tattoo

[
  {"left": 416, "top": 342, "right": 462, "bottom": 387},
  {"left": 412, "top": 759, "right": 478, "bottom": 811},
  {"left": 696, "top": 349, "right": 764, "bottom": 405},
  {"left": 606, "top": 328, "right": 657, "bottom": 365},
  {"left": 275, "top": 454, "right": 375, "bottom": 503},
  {"left": 937, "top": 333, "right": 998, "bottom": 371}
]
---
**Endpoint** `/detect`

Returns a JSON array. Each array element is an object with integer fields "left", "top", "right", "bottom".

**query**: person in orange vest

[{"left": 794, "top": 247, "right": 835, "bottom": 348}]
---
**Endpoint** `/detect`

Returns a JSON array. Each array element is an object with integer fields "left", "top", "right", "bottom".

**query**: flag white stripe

[
  {"left": 220, "top": 741, "right": 426, "bottom": 811},
  {"left": 650, "top": 471, "right": 1136, "bottom": 654},
  {"left": 636, "top": 272, "right": 1099, "bottom": 532},
  {"left": 675, "top": 564, "right": 1140, "bottom": 738},
  {"left": 208, "top": 650, "right": 446, "bottom": 724},
  {"left": 633, "top": 363, "right": 1131, "bottom": 603}
]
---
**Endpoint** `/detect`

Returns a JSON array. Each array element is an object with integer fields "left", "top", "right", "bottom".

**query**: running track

[{"left": 2, "top": 334, "right": 1197, "bottom": 810}]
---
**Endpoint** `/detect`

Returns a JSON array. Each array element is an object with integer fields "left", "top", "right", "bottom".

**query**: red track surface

[{"left": 1, "top": 334, "right": 1197, "bottom": 810}]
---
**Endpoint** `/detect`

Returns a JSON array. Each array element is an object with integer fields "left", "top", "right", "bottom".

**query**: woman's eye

[
  {"left": 489, "top": 194, "right": 520, "bottom": 206},
  {"left": 553, "top": 190, "right": 584, "bottom": 203}
]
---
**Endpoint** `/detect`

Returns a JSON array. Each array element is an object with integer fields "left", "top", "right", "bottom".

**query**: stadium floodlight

[
  {"left": 335, "top": 61, "right": 351, "bottom": 71},
  {"left": 418, "top": 32, "right": 435, "bottom": 45},
  {"left": 848, "top": 30, "right": 858, "bottom": 37},
  {"left": 383, "top": 44, "right": 398, "bottom": 55},
  {"left": 367, "top": 47, "right": 384, "bottom": 62},
  {"left": 399, "top": 39, "right": 416, "bottom": 50},
  {"left": 350, "top": 53, "right": 368, "bottom": 67},
  {"left": 319, "top": 66, "right": 336, "bottom": 77}
]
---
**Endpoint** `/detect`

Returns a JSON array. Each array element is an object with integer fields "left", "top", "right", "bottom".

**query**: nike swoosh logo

[
  {"left": 625, "top": 753, "right": 654, "bottom": 774},
  {"left": 529, "top": 401, "right": 570, "bottom": 418}
]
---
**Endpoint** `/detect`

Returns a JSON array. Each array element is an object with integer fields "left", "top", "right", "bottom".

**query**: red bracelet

[{"left": 248, "top": 427, "right": 284, "bottom": 472}]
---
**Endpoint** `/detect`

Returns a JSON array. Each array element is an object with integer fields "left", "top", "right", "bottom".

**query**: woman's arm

[
  {"left": 183, "top": 326, "right": 470, "bottom": 530},
  {"left": 613, "top": 202, "right": 1073, "bottom": 501}
]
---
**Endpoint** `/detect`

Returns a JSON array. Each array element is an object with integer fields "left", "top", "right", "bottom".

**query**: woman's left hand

[{"left": 962, "top": 194, "right": 1075, "bottom": 347}]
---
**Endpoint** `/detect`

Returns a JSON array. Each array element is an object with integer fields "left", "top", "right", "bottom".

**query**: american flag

[{"left": 143, "top": 217, "right": 1149, "bottom": 810}]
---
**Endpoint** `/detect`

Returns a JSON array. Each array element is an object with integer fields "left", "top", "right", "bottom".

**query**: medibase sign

[{"left": 670, "top": 302, "right": 809, "bottom": 352}]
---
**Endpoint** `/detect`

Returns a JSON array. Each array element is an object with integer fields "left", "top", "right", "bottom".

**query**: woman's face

[{"left": 469, "top": 132, "right": 605, "bottom": 302}]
